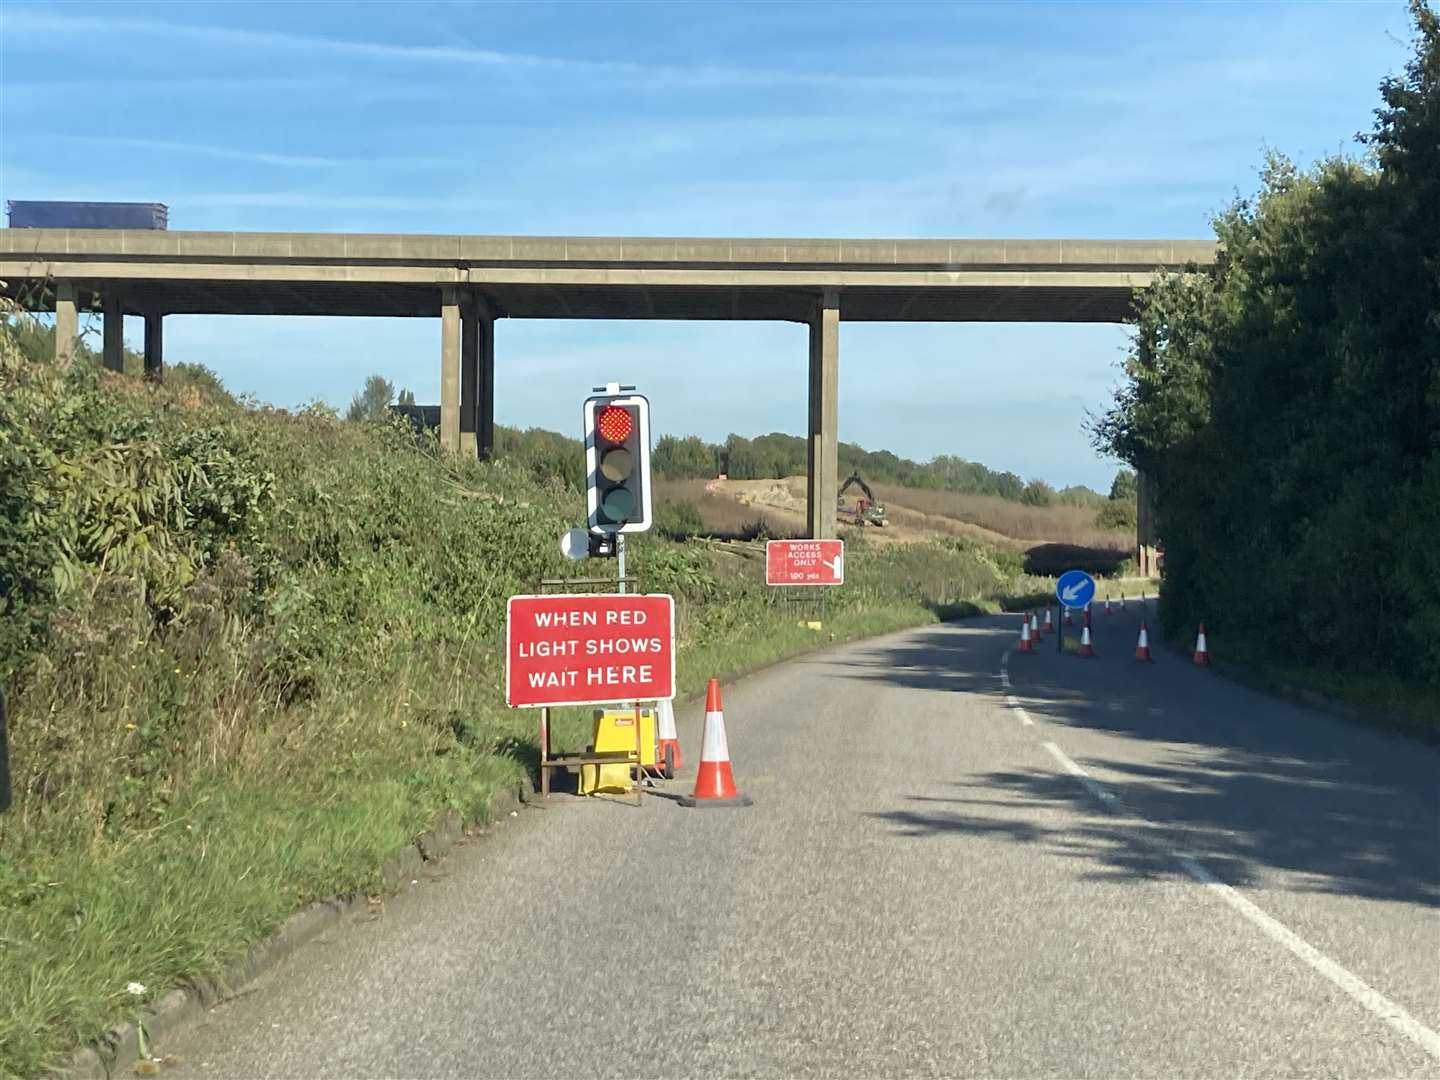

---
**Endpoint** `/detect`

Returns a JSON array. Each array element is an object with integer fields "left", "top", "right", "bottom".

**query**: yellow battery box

[{"left": 578, "top": 707, "right": 656, "bottom": 795}]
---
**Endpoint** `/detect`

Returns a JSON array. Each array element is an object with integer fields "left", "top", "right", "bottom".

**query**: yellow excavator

[{"left": 837, "top": 473, "right": 888, "bottom": 527}]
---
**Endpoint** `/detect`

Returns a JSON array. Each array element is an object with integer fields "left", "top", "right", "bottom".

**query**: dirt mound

[
  {"left": 712, "top": 477, "right": 920, "bottom": 544},
  {"left": 663, "top": 476, "right": 1133, "bottom": 559}
]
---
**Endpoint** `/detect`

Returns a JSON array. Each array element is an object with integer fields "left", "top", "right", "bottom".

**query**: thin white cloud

[
  {"left": 0, "top": 74, "right": 449, "bottom": 108},
  {"left": 0, "top": 183, "right": 480, "bottom": 213},
  {"left": 0, "top": 8, "right": 1120, "bottom": 101},
  {"left": 52, "top": 136, "right": 346, "bottom": 169},
  {"left": 179, "top": 192, "right": 486, "bottom": 212},
  {"left": 37, "top": 135, "right": 456, "bottom": 171}
]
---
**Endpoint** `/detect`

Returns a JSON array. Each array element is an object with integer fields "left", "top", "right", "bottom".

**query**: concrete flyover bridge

[{"left": 0, "top": 229, "right": 1215, "bottom": 539}]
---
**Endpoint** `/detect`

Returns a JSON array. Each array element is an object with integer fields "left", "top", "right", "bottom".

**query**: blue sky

[{"left": 0, "top": 1, "right": 1415, "bottom": 489}]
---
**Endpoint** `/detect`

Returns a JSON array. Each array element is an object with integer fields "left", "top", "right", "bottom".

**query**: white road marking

[
  {"left": 999, "top": 651, "right": 1030, "bottom": 722},
  {"left": 1038, "top": 740, "right": 1440, "bottom": 1062},
  {"left": 1042, "top": 741, "right": 1118, "bottom": 806},
  {"left": 1004, "top": 696, "right": 1035, "bottom": 725}
]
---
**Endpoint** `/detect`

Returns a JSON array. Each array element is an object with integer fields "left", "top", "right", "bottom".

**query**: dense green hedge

[{"left": 1094, "top": 2, "right": 1440, "bottom": 688}]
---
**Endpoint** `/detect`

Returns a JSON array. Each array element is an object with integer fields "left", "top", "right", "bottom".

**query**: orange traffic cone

[
  {"left": 1078, "top": 624, "right": 1095, "bottom": 658},
  {"left": 1043, "top": 609, "right": 1054, "bottom": 635},
  {"left": 1193, "top": 624, "right": 1209, "bottom": 667},
  {"left": 1030, "top": 611, "right": 1041, "bottom": 641},
  {"left": 1135, "top": 621, "right": 1153, "bottom": 662},
  {"left": 1120, "top": 594, "right": 1127, "bottom": 611},
  {"left": 1017, "top": 614, "right": 1035, "bottom": 653},
  {"left": 1104, "top": 597, "right": 1113, "bottom": 616},
  {"left": 1064, "top": 608, "right": 1073, "bottom": 626},
  {"left": 679, "top": 680, "right": 752, "bottom": 808},
  {"left": 656, "top": 698, "right": 681, "bottom": 777}
]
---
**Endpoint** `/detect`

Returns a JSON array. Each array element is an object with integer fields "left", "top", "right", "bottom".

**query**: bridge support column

[
  {"left": 1136, "top": 469, "right": 1158, "bottom": 578},
  {"left": 143, "top": 311, "right": 163, "bottom": 380},
  {"left": 478, "top": 300, "right": 495, "bottom": 460},
  {"left": 459, "top": 294, "right": 496, "bottom": 459},
  {"left": 102, "top": 293, "right": 125, "bottom": 373},
  {"left": 460, "top": 296, "right": 479, "bottom": 458},
  {"left": 439, "top": 286, "right": 461, "bottom": 453},
  {"left": 806, "top": 288, "right": 840, "bottom": 540},
  {"left": 54, "top": 280, "right": 78, "bottom": 368}
]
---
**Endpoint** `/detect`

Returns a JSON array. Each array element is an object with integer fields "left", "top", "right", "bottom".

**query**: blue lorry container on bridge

[{"left": 6, "top": 200, "right": 168, "bottom": 230}]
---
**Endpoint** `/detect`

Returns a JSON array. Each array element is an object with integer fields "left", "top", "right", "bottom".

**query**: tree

[
  {"left": 1019, "top": 479, "right": 1054, "bottom": 507},
  {"left": 346, "top": 375, "right": 395, "bottom": 422},
  {"left": 1108, "top": 469, "right": 1137, "bottom": 502},
  {"left": 396, "top": 388, "right": 417, "bottom": 407},
  {"left": 652, "top": 434, "right": 715, "bottom": 479},
  {"left": 1090, "top": 1, "right": 1440, "bottom": 687},
  {"left": 1094, "top": 500, "right": 1136, "bottom": 532}
]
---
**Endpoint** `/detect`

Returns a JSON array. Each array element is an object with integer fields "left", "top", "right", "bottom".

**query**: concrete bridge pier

[
  {"left": 460, "top": 294, "right": 495, "bottom": 459},
  {"left": 103, "top": 292, "right": 125, "bottom": 373},
  {"left": 440, "top": 287, "right": 496, "bottom": 459},
  {"left": 806, "top": 288, "right": 840, "bottom": 540},
  {"left": 54, "top": 280, "right": 78, "bottom": 368},
  {"left": 143, "top": 310, "right": 163, "bottom": 379},
  {"left": 49, "top": 281, "right": 158, "bottom": 377}
]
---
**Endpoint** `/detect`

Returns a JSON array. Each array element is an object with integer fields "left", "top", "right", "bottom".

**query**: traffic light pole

[{"left": 617, "top": 534, "right": 626, "bottom": 596}]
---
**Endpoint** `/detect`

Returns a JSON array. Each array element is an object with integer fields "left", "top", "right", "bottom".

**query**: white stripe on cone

[
  {"left": 657, "top": 698, "right": 678, "bottom": 741},
  {"left": 1135, "top": 622, "right": 1153, "bottom": 662},
  {"left": 700, "top": 710, "right": 729, "bottom": 762}
]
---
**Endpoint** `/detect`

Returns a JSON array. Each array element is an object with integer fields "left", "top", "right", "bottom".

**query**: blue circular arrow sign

[{"left": 1055, "top": 569, "right": 1096, "bottom": 609}]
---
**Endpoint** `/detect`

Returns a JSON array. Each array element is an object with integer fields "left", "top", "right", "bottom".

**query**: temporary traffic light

[{"left": 584, "top": 389, "right": 652, "bottom": 534}]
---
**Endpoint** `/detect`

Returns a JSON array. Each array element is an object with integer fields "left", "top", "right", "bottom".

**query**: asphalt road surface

[{"left": 166, "top": 604, "right": 1440, "bottom": 1078}]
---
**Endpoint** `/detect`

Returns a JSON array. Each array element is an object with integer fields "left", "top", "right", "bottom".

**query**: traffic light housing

[{"left": 584, "top": 391, "right": 652, "bottom": 534}]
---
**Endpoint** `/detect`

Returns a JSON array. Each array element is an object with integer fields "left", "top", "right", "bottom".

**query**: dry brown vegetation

[
  {"left": 654, "top": 478, "right": 804, "bottom": 540},
  {"left": 871, "top": 483, "right": 1129, "bottom": 551},
  {"left": 656, "top": 475, "right": 1133, "bottom": 575}
]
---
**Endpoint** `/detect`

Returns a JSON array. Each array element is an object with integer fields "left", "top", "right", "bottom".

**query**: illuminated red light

[{"left": 597, "top": 405, "right": 634, "bottom": 443}]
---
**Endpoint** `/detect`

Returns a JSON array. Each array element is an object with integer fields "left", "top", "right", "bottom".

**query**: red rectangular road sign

[
  {"left": 506, "top": 593, "right": 675, "bottom": 708},
  {"left": 766, "top": 539, "right": 845, "bottom": 586}
]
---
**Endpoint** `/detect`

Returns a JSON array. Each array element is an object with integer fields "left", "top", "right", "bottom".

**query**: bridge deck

[{"left": 1, "top": 230, "right": 1216, "bottom": 322}]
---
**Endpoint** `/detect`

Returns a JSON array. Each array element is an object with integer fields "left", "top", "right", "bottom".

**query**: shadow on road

[
  {"left": 860, "top": 618, "right": 1440, "bottom": 908},
  {"left": 819, "top": 626, "right": 1010, "bottom": 695}
]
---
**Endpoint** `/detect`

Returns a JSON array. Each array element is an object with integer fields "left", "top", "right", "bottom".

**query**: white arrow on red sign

[{"left": 766, "top": 539, "right": 844, "bottom": 587}]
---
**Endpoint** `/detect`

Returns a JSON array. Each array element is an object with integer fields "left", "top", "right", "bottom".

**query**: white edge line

[
  {"left": 999, "top": 651, "right": 1026, "bottom": 721},
  {"left": 1038, "top": 741, "right": 1440, "bottom": 1062},
  {"left": 1005, "top": 695, "right": 1035, "bottom": 725}
]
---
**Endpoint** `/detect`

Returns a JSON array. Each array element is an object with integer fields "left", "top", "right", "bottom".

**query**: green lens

[
  {"left": 600, "top": 447, "right": 633, "bottom": 482},
  {"left": 600, "top": 486, "right": 636, "bottom": 522}
]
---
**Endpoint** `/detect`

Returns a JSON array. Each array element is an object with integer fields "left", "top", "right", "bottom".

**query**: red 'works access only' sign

[
  {"left": 766, "top": 539, "right": 845, "bottom": 586},
  {"left": 506, "top": 593, "right": 675, "bottom": 708}
]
